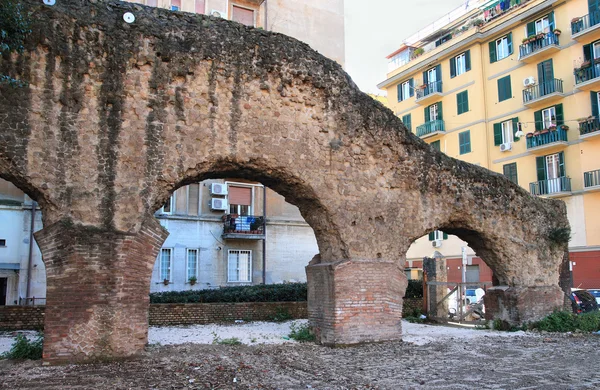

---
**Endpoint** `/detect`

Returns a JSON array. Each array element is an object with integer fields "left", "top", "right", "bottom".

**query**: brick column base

[
  {"left": 306, "top": 260, "right": 407, "bottom": 346},
  {"left": 34, "top": 217, "right": 168, "bottom": 365},
  {"left": 484, "top": 285, "right": 565, "bottom": 326}
]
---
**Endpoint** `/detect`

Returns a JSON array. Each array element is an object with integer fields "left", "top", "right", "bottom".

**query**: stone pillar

[
  {"left": 34, "top": 217, "right": 168, "bottom": 365},
  {"left": 484, "top": 285, "right": 564, "bottom": 326},
  {"left": 306, "top": 259, "right": 406, "bottom": 346},
  {"left": 422, "top": 255, "right": 448, "bottom": 318}
]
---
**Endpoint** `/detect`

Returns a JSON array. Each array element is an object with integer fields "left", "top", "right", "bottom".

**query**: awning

[{"left": 0, "top": 263, "right": 20, "bottom": 270}]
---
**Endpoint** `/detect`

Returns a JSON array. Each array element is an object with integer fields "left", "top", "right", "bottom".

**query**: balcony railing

[
  {"left": 223, "top": 215, "right": 265, "bottom": 235},
  {"left": 529, "top": 177, "right": 571, "bottom": 196},
  {"left": 522, "top": 78, "right": 563, "bottom": 103},
  {"left": 571, "top": 10, "right": 600, "bottom": 35},
  {"left": 416, "top": 81, "right": 443, "bottom": 100},
  {"left": 526, "top": 128, "right": 568, "bottom": 149},
  {"left": 574, "top": 63, "right": 600, "bottom": 85},
  {"left": 519, "top": 32, "right": 559, "bottom": 58},
  {"left": 416, "top": 119, "right": 445, "bottom": 137},
  {"left": 579, "top": 117, "right": 600, "bottom": 136},
  {"left": 584, "top": 169, "right": 600, "bottom": 188}
]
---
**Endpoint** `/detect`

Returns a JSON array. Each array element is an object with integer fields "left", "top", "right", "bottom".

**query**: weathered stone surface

[{"left": 0, "top": 0, "right": 570, "bottom": 363}]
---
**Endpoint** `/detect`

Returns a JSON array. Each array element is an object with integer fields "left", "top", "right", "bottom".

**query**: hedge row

[
  {"left": 405, "top": 280, "right": 424, "bottom": 299},
  {"left": 150, "top": 283, "right": 308, "bottom": 304}
]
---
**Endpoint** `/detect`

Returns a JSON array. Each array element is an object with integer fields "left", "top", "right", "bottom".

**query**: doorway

[{"left": 0, "top": 278, "right": 7, "bottom": 306}]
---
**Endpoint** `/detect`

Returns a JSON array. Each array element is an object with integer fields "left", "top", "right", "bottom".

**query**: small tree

[{"left": 0, "top": 0, "right": 31, "bottom": 86}]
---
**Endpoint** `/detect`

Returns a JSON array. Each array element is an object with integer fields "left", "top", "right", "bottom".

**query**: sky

[{"left": 344, "top": 0, "right": 467, "bottom": 95}]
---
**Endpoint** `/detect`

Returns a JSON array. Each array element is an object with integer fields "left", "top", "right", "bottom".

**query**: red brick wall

[
  {"left": 570, "top": 250, "right": 600, "bottom": 288},
  {"left": 446, "top": 257, "right": 493, "bottom": 284},
  {"left": 0, "top": 306, "right": 45, "bottom": 330}
]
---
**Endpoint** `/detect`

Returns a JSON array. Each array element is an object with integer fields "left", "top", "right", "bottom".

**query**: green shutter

[
  {"left": 437, "top": 101, "right": 443, "bottom": 120},
  {"left": 584, "top": 44, "right": 592, "bottom": 62},
  {"left": 558, "top": 151, "right": 565, "bottom": 177},
  {"left": 423, "top": 70, "right": 429, "bottom": 85},
  {"left": 457, "top": 91, "right": 468, "bottom": 115},
  {"left": 436, "top": 65, "right": 442, "bottom": 86},
  {"left": 548, "top": 11, "right": 555, "bottom": 30},
  {"left": 443, "top": 232, "right": 448, "bottom": 240},
  {"left": 534, "top": 110, "right": 543, "bottom": 131},
  {"left": 526, "top": 21, "right": 536, "bottom": 37},
  {"left": 505, "top": 76, "right": 512, "bottom": 100},
  {"left": 536, "top": 156, "right": 546, "bottom": 181},
  {"left": 465, "top": 50, "right": 471, "bottom": 71},
  {"left": 493, "top": 123, "right": 503, "bottom": 146},
  {"left": 402, "top": 114, "right": 412, "bottom": 131},
  {"left": 512, "top": 117, "right": 519, "bottom": 138},
  {"left": 489, "top": 40, "right": 497, "bottom": 63},
  {"left": 428, "top": 232, "right": 435, "bottom": 241},
  {"left": 450, "top": 56, "right": 457, "bottom": 78},
  {"left": 498, "top": 76, "right": 511, "bottom": 101},
  {"left": 431, "top": 140, "right": 440, "bottom": 151},
  {"left": 424, "top": 106, "right": 430, "bottom": 122},
  {"left": 459, "top": 130, "right": 471, "bottom": 154},
  {"left": 507, "top": 33, "right": 513, "bottom": 55},
  {"left": 592, "top": 91, "right": 599, "bottom": 119},
  {"left": 555, "top": 103, "right": 564, "bottom": 126},
  {"left": 397, "top": 84, "right": 403, "bottom": 102},
  {"left": 409, "top": 78, "right": 414, "bottom": 97}
]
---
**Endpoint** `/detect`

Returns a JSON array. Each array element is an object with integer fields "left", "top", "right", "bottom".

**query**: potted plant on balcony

[
  {"left": 533, "top": 130, "right": 541, "bottom": 136},
  {"left": 412, "top": 47, "right": 424, "bottom": 58},
  {"left": 471, "top": 18, "right": 484, "bottom": 28},
  {"left": 548, "top": 125, "right": 557, "bottom": 132},
  {"left": 559, "top": 124, "right": 569, "bottom": 131},
  {"left": 526, "top": 132, "right": 534, "bottom": 138},
  {"left": 571, "top": 17, "right": 582, "bottom": 24},
  {"left": 536, "top": 32, "right": 545, "bottom": 40},
  {"left": 553, "top": 29, "right": 561, "bottom": 36},
  {"left": 189, "top": 276, "right": 197, "bottom": 286},
  {"left": 540, "top": 128, "right": 550, "bottom": 135},
  {"left": 163, "top": 278, "right": 170, "bottom": 286}
]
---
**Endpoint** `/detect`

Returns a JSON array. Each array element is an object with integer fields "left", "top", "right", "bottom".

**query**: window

[
  {"left": 402, "top": 114, "right": 412, "bottom": 131},
  {"left": 228, "top": 250, "right": 252, "bottom": 282},
  {"left": 162, "top": 184, "right": 200, "bottom": 216},
  {"left": 594, "top": 42, "right": 600, "bottom": 59},
  {"left": 535, "top": 16, "right": 550, "bottom": 34},
  {"left": 489, "top": 33, "right": 513, "bottom": 63},
  {"left": 501, "top": 120, "right": 513, "bottom": 144},
  {"left": 159, "top": 248, "right": 173, "bottom": 282},
  {"left": 0, "top": 239, "right": 6, "bottom": 247},
  {"left": 493, "top": 118, "right": 518, "bottom": 146},
  {"left": 459, "top": 130, "right": 471, "bottom": 155},
  {"left": 428, "top": 230, "right": 448, "bottom": 241},
  {"left": 457, "top": 91, "right": 469, "bottom": 115},
  {"left": 429, "top": 104, "right": 439, "bottom": 121},
  {"left": 161, "top": 195, "right": 174, "bottom": 214},
  {"left": 228, "top": 185, "right": 252, "bottom": 215},
  {"left": 187, "top": 249, "right": 198, "bottom": 281},
  {"left": 534, "top": 104, "right": 563, "bottom": 131},
  {"left": 497, "top": 75, "right": 512, "bottom": 102},
  {"left": 451, "top": 51, "right": 471, "bottom": 78},
  {"left": 170, "top": 0, "right": 181, "bottom": 11},
  {"left": 430, "top": 140, "right": 441, "bottom": 151},
  {"left": 232, "top": 5, "right": 255, "bottom": 26},
  {"left": 535, "top": 152, "right": 566, "bottom": 194},
  {"left": 542, "top": 106, "right": 556, "bottom": 128},
  {"left": 398, "top": 79, "right": 414, "bottom": 102},
  {"left": 503, "top": 163, "right": 518, "bottom": 184}
]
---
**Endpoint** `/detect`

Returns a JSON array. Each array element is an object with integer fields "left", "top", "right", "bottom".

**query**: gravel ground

[{"left": 1, "top": 321, "right": 600, "bottom": 389}]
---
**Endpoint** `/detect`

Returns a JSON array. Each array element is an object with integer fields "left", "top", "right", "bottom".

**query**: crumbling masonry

[{"left": 0, "top": 0, "right": 569, "bottom": 364}]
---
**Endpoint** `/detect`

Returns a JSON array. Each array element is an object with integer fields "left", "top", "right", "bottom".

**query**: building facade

[{"left": 379, "top": 0, "right": 600, "bottom": 287}]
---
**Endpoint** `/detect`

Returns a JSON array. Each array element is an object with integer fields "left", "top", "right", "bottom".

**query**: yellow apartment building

[{"left": 378, "top": 0, "right": 600, "bottom": 288}]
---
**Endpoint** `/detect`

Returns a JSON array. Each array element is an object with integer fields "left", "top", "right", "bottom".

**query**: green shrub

[
  {"left": 289, "top": 322, "right": 315, "bottom": 342},
  {"left": 216, "top": 337, "right": 242, "bottom": 346},
  {"left": 1, "top": 333, "right": 43, "bottom": 360},
  {"left": 531, "top": 311, "right": 600, "bottom": 333},
  {"left": 405, "top": 280, "right": 423, "bottom": 299},
  {"left": 150, "top": 282, "right": 307, "bottom": 304},
  {"left": 270, "top": 307, "right": 293, "bottom": 322}
]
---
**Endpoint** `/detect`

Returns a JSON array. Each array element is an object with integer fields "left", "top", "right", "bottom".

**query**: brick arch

[{"left": 0, "top": 0, "right": 570, "bottom": 364}]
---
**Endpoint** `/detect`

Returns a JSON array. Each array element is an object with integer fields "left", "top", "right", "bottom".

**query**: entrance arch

[{"left": 0, "top": 0, "right": 569, "bottom": 364}]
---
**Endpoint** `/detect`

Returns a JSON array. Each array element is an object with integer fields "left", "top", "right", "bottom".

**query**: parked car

[
  {"left": 570, "top": 289, "right": 599, "bottom": 314},
  {"left": 588, "top": 289, "right": 600, "bottom": 305}
]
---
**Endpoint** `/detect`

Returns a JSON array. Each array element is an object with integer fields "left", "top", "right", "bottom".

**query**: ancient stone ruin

[{"left": 0, "top": 0, "right": 569, "bottom": 364}]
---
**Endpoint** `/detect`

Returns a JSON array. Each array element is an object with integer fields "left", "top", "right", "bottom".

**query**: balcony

[
  {"left": 222, "top": 215, "right": 265, "bottom": 240},
  {"left": 416, "top": 119, "right": 445, "bottom": 139},
  {"left": 522, "top": 79, "right": 564, "bottom": 108},
  {"left": 518, "top": 32, "right": 560, "bottom": 63},
  {"left": 574, "top": 63, "right": 600, "bottom": 90},
  {"left": 571, "top": 11, "right": 600, "bottom": 43},
  {"left": 579, "top": 117, "right": 600, "bottom": 139},
  {"left": 415, "top": 81, "right": 443, "bottom": 105},
  {"left": 530, "top": 177, "right": 572, "bottom": 198},
  {"left": 526, "top": 128, "right": 568, "bottom": 154},
  {"left": 584, "top": 169, "right": 600, "bottom": 192}
]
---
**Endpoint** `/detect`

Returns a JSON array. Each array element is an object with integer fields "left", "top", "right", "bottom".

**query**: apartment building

[{"left": 379, "top": 0, "right": 600, "bottom": 288}]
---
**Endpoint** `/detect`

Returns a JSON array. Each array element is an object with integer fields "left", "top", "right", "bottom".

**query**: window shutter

[
  {"left": 437, "top": 101, "right": 443, "bottom": 120},
  {"left": 512, "top": 117, "right": 519, "bottom": 138},
  {"left": 450, "top": 57, "right": 456, "bottom": 78},
  {"left": 534, "top": 110, "right": 543, "bottom": 131},
  {"left": 424, "top": 106, "right": 430, "bottom": 122},
  {"left": 592, "top": 91, "right": 600, "bottom": 119},
  {"left": 428, "top": 232, "right": 435, "bottom": 241},
  {"left": 465, "top": 50, "right": 471, "bottom": 71},
  {"left": 397, "top": 83, "right": 403, "bottom": 102},
  {"left": 526, "top": 21, "right": 536, "bottom": 37},
  {"left": 402, "top": 114, "right": 412, "bottom": 131},
  {"left": 584, "top": 44, "right": 592, "bottom": 62},
  {"left": 555, "top": 103, "right": 564, "bottom": 126},
  {"left": 489, "top": 40, "right": 497, "bottom": 63},
  {"left": 558, "top": 151, "right": 565, "bottom": 177},
  {"left": 409, "top": 78, "right": 414, "bottom": 97},
  {"left": 464, "top": 91, "right": 469, "bottom": 113},
  {"left": 548, "top": 11, "right": 555, "bottom": 30},
  {"left": 536, "top": 156, "right": 546, "bottom": 181},
  {"left": 436, "top": 64, "right": 442, "bottom": 83},
  {"left": 493, "top": 123, "right": 503, "bottom": 146},
  {"left": 443, "top": 232, "right": 448, "bottom": 240},
  {"left": 423, "top": 70, "right": 429, "bottom": 85},
  {"left": 507, "top": 33, "right": 513, "bottom": 55},
  {"left": 229, "top": 186, "right": 252, "bottom": 206}
]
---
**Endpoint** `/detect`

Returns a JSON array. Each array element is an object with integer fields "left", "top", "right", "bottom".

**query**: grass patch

[
  {"left": 1, "top": 333, "right": 43, "bottom": 360},
  {"left": 288, "top": 322, "right": 315, "bottom": 342},
  {"left": 270, "top": 307, "right": 293, "bottom": 322},
  {"left": 531, "top": 310, "right": 600, "bottom": 333},
  {"left": 216, "top": 337, "right": 242, "bottom": 346}
]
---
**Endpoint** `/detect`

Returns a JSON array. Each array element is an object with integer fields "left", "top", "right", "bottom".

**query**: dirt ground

[{"left": 1, "top": 324, "right": 600, "bottom": 389}]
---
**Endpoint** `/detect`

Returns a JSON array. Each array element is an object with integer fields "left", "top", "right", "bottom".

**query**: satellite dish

[
  {"left": 43, "top": 0, "right": 56, "bottom": 6},
  {"left": 123, "top": 12, "right": 135, "bottom": 24}
]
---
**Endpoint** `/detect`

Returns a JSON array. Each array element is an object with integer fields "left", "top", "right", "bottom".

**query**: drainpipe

[
  {"left": 25, "top": 201, "right": 36, "bottom": 301},
  {"left": 262, "top": 186, "right": 267, "bottom": 285},
  {"left": 264, "top": 0, "right": 268, "bottom": 30}
]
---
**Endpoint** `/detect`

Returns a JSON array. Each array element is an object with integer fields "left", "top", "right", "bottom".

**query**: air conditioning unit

[
  {"left": 500, "top": 142, "right": 512, "bottom": 152},
  {"left": 210, "top": 9, "right": 226, "bottom": 18},
  {"left": 210, "top": 183, "right": 228, "bottom": 196},
  {"left": 432, "top": 240, "right": 442, "bottom": 248},
  {"left": 523, "top": 76, "right": 536, "bottom": 87},
  {"left": 210, "top": 198, "right": 228, "bottom": 211}
]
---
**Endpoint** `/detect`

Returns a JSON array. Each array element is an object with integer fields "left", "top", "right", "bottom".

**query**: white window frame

[
  {"left": 455, "top": 52, "right": 466, "bottom": 76},
  {"left": 542, "top": 107, "right": 556, "bottom": 129},
  {"left": 226, "top": 182, "right": 258, "bottom": 216},
  {"left": 429, "top": 104, "right": 439, "bottom": 121},
  {"left": 534, "top": 16, "right": 550, "bottom": 34},
  {"left": 496, "top": 36, "right": 509, "bottom": 61},
  {"left": 186, "top": 248, "right": 199, "bottom": 281},
  {"left": 159, "top": 248, "right": 173, "bottom": 282},
  {"left": 593, "top": 42, "right": 600, "bottom": 60},
  {"left": 227, "top": 249, "right": 252, "bottom": 283},
  {"left": 426, "top": 67, "right": 437, "bottom": 84},
  {"left": 501, "top": 120, "right": 513, "bottom": 144},
  {"left": 161, "top": 194, "right": 174, "bottom": 215},
  {"left": 433, "top": 230, "right": 444, "bottom": 241},
  {"left": 401, "top": 81, "right": 411, "bottom": 101}
]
